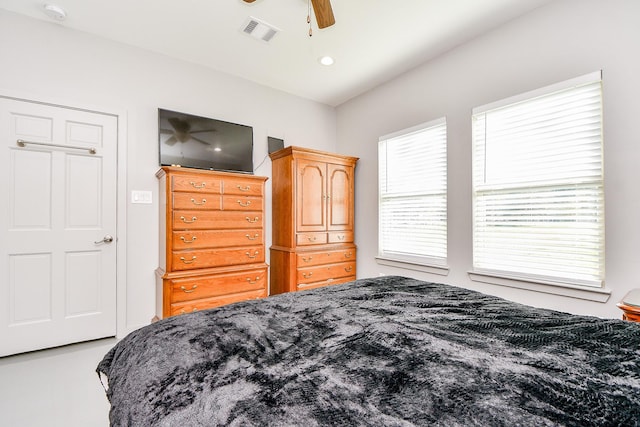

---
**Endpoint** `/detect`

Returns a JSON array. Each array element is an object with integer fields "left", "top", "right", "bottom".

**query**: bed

[{"left": 97, "top": 276, "right": 640, "bottom": 426}]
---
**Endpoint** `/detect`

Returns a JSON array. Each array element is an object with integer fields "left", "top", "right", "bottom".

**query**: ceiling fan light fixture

[{"left": 319, "top": 56, "right": 335, "bottom": 66}]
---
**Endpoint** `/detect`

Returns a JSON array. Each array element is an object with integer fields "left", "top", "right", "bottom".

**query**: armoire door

[
  {"left": 0, "top": 97, "right": 117, "bottom": 357},
  {"left": 296, "top": 159, "right": 326, "bottom": 232},
  {"left": 327, "top": 163, "right": 354, "bottom": 231}
]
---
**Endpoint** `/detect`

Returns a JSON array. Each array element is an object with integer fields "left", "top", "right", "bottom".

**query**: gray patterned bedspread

[{"left": 97, "top": 276, "right": 640, "bottom": 426}]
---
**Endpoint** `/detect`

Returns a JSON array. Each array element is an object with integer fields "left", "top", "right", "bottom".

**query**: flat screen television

[{"left": 158, "top": 108, "right": 253, "bottom": 174}]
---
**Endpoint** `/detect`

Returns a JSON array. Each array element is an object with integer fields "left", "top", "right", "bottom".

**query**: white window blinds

[
  {"left": 379, "top": 118, "right": 447, "bottom": 266},
  {"left": 472, "top": 71, "right": 604, "bottom": 287}
]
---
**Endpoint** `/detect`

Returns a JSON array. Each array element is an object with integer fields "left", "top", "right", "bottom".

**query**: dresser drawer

[
  {"left": 172, "top": 175, "right": 222, "bottom": 194},
  {"left": 297, "top": 275, "right": 356, "bottom": 292},
  {"left": 223, "top": 178, "right": 264, "bottom": 196},
  {"left": 172, "top": 192, "right": 221, "bottom": 210},
  {"left": 169, "top": 269, "right": 268, "bottom": 303},
  {"left": 170, "top": 288, "right": 267, "bottom": 316},
  {"left": 173, "top": 211, "right": 263, "bottom": 230},
  {"left": 297, "top": 261, "right": 356, "bottom": 284},
  {"left": 328, "top": 231, "right": 354, "bottom": 244},
  {"left": 297, "top": 248, "right": 356, "bottom": 267},
  {"left": 221, "top": 195, "right": 264, "bottom": 211},
  {"left": 172, "top": 246, "right": 265, "bottom": 270},
  {"left": 296, "top": 232, "right": 328, "bottom": 246},
  {"left": 172, "top": 230, "right": 263, "bottom": 250}
]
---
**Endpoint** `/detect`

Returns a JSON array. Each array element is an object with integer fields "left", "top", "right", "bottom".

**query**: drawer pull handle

[
  {"left": 345, "top": 266, "right": 353, "bottom": 272},
  {"left": 191, "top": 198, "right": 206, "bottom": 206},
  {"left": 237, "top": 185, "right": 251, "bottom": 192},
  {"left": 180, "top": 236, "right": 197, "bottom": 244},
  {"left": 180, "top": 256, "right": 197, "bottom": 264},
  {"left": 307, "top": 236, "right": 317, "bottom": 242},
  {"left": 237, "top": 200, "right": 251, "bottom": 207},
  {"left": 337, "top": 235, "right": 345, "bottom": 241},
  {"left": 245, "top": 233, "right": 259, "bottom": 240},
  {"left": 180, "top": 308, "right": 199, "bottom": 314},
  {"left": 245, "top": 250, "right": 259, "bottom": 259},
  {"left": 180, "top": 284, "right": 198, "bottom": 293},
  {"left": 344, "top": 252, "right": 352, "bottom": 258},
  {"left": 246, "top": 216, "right": 259, "bottom": 223},
  {"left": 302, "top": 256, "right": 313, "bottom": 263},
  {"left": 180, "top": 216, "right": 197, "bottom": 224},
  {"left": 190, "top": 182, "right": 206, "bottom": 189},
  {"left": 303, "top": 272, "right": 313, "bottom": 279},
  {"left": 246, "top": 276, "right": 261, "bottom": 284}
]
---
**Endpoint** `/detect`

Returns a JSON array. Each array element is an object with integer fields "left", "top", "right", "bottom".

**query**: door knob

[{"left": 94, "top": 235, "right": 114, "bottom": 244}]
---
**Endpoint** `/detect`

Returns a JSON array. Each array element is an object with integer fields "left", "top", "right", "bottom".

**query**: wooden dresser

[
  {"left": 269, "top": 146, "right": 358, "bottom": 294},
  {"left": 155, "top": 167, "right": 268, "bottom": 318}
]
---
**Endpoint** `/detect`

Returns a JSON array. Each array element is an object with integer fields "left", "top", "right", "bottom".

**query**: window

[
  {"left": 378, "top": 118, "right": 447, "bottom": 267},
  {"left": 472, "top": 71, "right": 604, "bottom": 288}
]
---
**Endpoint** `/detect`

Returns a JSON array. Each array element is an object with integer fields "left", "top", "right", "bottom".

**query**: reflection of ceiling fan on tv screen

[
  {"left": 242, "top": 0, "right": 335, "bottom": 29},
  {"left": 158, "top": 109, "right": 254, "bottom": 174},
  {"left": 160, "top": 117, "right": 215, "bottom": 146}
]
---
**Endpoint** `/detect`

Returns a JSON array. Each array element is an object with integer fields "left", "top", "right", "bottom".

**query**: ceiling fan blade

[
  {"left": 163, "top": 136, "right": 178, "bottom": 146},
  {"left": 191, "top": 136, "right": 211, "bottom": 145},
  {"left": 310, "top": 0, "right": 335, "bottom": 29}
]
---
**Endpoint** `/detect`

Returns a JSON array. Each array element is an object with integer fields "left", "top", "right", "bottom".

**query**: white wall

[
  {"left": 338, "top": 0, "right": 640, "bottom": 319},
  {"left": 0, "top": 10, "right": 337, "bottom": 426}
]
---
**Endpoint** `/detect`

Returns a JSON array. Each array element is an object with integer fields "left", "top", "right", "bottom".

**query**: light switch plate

[{"left": 131, "top": 190, "right": 152, "bottom": 204}]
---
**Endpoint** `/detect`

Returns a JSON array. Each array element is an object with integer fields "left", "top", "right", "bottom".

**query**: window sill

[
  {"left": 468, "top": 271, "right": 611, "bottom": 302},
  {"left": 375, "top": 257, "right": 449, "bottom": 276}
]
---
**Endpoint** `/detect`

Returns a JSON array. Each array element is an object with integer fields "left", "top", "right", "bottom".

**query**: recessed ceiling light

[
  {"left": 43, "top": 4, "right": 67, "bottom": 21},
  {"left": 319, "top": 56, "right": 335, "bottom": 66}
]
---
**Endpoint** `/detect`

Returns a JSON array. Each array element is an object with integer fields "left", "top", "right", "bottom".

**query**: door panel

[
  {"left": 10, "top": 149, "right": 52, "bottom": 229},
  {"left": 0, "top": 98, "right": 118, "bottom": 356},
  {"left": 9, "top": 253, "right": 52, "bottom": 325},
  {"left": 327, "top": 164, "right": 354, "bottom": 231}
]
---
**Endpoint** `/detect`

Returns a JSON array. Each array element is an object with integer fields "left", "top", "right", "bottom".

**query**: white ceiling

[{"left": 0, "top": 0, "right": 553, "bottom": 106}]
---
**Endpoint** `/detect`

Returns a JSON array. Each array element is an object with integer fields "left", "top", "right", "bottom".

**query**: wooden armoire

[
  {"left": 155, "top": 167, "right": 268, "bottom": 318},
  {"left": 269, "top": 146, "right": 358, "bottom": 294}
]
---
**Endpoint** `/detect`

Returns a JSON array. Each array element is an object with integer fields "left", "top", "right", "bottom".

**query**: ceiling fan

[
  {"left": 242, "top": 0, "right": 335, "bottom": 29},
  {"left": 160, "top": 117, "right": 215, "bottom": 146}
]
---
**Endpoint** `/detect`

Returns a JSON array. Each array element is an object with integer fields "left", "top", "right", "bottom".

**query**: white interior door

[{"left": 0, "top": 98, "right": 117, "bottom": 357}]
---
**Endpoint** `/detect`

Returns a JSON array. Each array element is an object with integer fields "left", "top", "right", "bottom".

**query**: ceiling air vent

[{"left": 242, "top": 17, "right": 280, "bottom": 42}]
